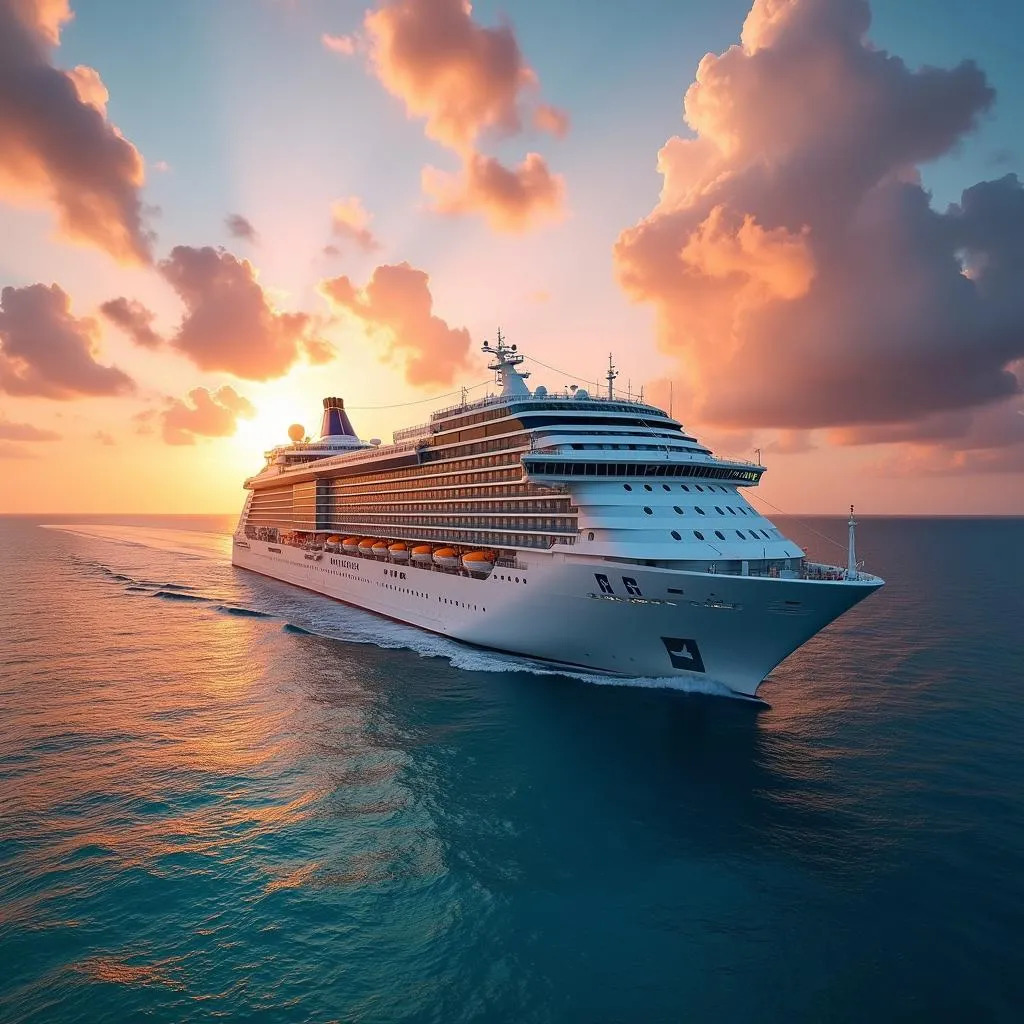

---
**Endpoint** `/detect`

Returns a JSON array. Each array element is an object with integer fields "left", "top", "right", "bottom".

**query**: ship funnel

[{"left": 320, "top": 397, "right": 356, "bottom": 439}]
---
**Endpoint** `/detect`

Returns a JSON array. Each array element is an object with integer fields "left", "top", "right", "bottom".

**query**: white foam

[{"left": 46, "top": 523, "right": 741, "bottom": 697}]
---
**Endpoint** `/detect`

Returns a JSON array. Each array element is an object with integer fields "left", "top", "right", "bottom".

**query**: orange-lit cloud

[
  {"left": 322, "top": 32, "right": 356, "bottom": 55},
  {"left": 161, "top": 385, "right": 256, "bottom": 445},
  {"left": 100, "top": 297, "right": 162, "bottom": 349},
  {"left": 365, "top": 0, "right": 535, "bottom": 151},
  {"left": 159, "top": 246, "right": 333, "bottom": 380},
  {"left": 533, "top": 103, "right": 569, "bottom": 139},
  {"left": 0, "top": 441, "right": 36, "bottom": 459},
  {"left": 330, "top": 196, "right": 379, "bottom": 251},
  {"left": 94, "top": 429, "right": 115, "bottom": 445},
  {"left": 0, "top": 415, "right": 61, "bottom": 441},
  {"left": 362, "top": 0, "right": 566, "bottom": 232},
  {"left": 423, "top": 150, "right": 564, "bottom": 232},
  {"left": 319, "top": 262, "right": 471, "bottom": 386},
  {"left": 0, "top": 283, "right": 135, "bottom": 398},
  {"left": 225, "top": 213, "right": 259, "bottom": 243},
  {"left": 615, "top": 0, "right": 1019, "bottom": 446},
  {"left": 0, "top": 0, "right": 152, "bottom": 263}
]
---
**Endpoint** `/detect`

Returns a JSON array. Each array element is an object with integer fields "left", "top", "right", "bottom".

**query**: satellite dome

[
  {"left": 575, "top": 389, "right": 590, "bottom": 400},
  {"left": 287, "top": 423, "right": 305, "bottom": 443},
  {"left": 534, "top": 385, "right": 548, "bottom": 398}
]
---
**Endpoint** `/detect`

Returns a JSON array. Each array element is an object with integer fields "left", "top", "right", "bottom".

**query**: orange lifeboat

[
  {"left": 432, "top": 546, "right": 460, "bottom": 570},
  {"left": 342, "top": 537, "right": 361, "bottom": 554},
  {"left": 411, "top": 544, "right": 433, "bottom": 565},
  {"left": 358, "top": 538, "right": 376, "bottom": 555},
  {"left": 462, "top": 550, "right": 494, "bottom": 575},
  {"left": 388, "top": 542, "right": 410, "bottom": 562},
  {"left": 372, "top": 540, "right": 390, "bottom": 559}
]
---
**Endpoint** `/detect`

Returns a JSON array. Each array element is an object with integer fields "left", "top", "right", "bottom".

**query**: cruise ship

[{"left": 232, "top": 335, "right": 883, "bottom": 698}]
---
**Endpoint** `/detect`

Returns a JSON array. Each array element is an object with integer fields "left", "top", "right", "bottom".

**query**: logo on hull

[{"left": 661, "top": 637, "right": 706, "bottom": 673}]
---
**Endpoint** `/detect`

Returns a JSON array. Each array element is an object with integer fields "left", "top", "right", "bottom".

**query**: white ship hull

[{"left": 232, "top": 536, "right": 882, "bottom": 698}]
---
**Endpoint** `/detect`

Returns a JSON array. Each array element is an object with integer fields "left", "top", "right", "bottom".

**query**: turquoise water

[{"left": 1, "top": 515, "right": 1022, "bottom": 1022}]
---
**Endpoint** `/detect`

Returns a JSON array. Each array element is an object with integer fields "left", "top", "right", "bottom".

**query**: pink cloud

[
  {"left": 161, "top": 385, "right": 256, "bottom": 446},
  {"left": 319, "top": 262, "right": 472, "bottom": 386},
  {"left": 0, "top": 0, "right": 152, "bottom": 263},
  {"left": 0, "top": 440, "right": 36, "bottom": 459},
  {"left": 0, "top": 416, "right": 61, "bottom": 441},
  {"left": 533, "top": 103, "right": 569, "bottom": 139},
  {"left": 322, "top": 32, "right": 356, "bottom": 55},
  {"left": 362, "top": 0, "right": 567, "bottom": 232},
  {"left": 330, "top": 196, "right": 380, "bottom": 251},
  {"left": 100, "top": 297, "right": 163, "bottom": 349},
  {"left": 94, "top": 429, "right": 115, "bottom": 445},
  {"left": 422, "top": 151, "right": 564, "bottom": 232},
  {"left": 159, "top": 246, "right": 333, "bottom": 380},
  {"left": 365, "top": 0, "right": 535, "bottom": 151},
  {"left": 0, "top": 283, "right": 135, "bottom": 398},
  {"left": 225, "top": 213, "right": 259, "bottom": 243},
  {"left": 614, "top": 0, "right": 1019, "bottom": 454}
]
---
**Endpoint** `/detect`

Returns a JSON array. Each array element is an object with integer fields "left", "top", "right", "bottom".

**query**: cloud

[
  {"left": 319, "top": 262, "right": 471, "bottom": 386},
  {"left": 225, "top": 213, "right": 259, "bottom": 243},
  {"left": 0, "top": 441, "right": 36, "bottom": 459},
  {"left": 0, "top": 283, "right": 135, "bottom": 398},
  {"left": 94, "top": 429, "right": 115, "bottom": 445},
  {"left": 100, "top": 297, "right": 163, "bottom": 349},
  {"left": 0, "top": 416, "right": 61, "bottom": 441},
  {"left": 422, "top": 150, "right": 564, "bottom": 232},
  {"left": 533, "top": 103, "right": 569, "bottom": 139},
  {"left": 131, "top": 408, "right": 156, "bottom": 435},
  {"left": 161, "top": 385, "right": 256, "bottom": 446},
  {"left": 330, "top": 196, "right": 380, "bottom": 251},
  {"left": 0, "top": 0, "right": 152, "bottom": 263},
  {"left": 152, "top": 160, "right": 170, "bottom": 173},
  {"left": 159, "top": 246, "right": 333, "bottom": 379},
  {"left": 322, "top": 32, "right": 356, "bottom": 55},
  {"left": 614, "top": 0, "right": 1022, "bottom": 452},
  {"left": 362, "top": 0, "right": 567, "bottom": 232},
  {"left": 365, "top": 0, "right": 536, "bottom": 151}
]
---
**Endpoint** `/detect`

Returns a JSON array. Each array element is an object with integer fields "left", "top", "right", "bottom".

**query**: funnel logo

[{"left": 661, "top": 637, "right": 705, "bottom": 673}]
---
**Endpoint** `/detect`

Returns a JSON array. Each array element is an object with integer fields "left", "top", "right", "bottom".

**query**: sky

[{"left": 2, "top": 0, "right": 1023, "bottom": 515}]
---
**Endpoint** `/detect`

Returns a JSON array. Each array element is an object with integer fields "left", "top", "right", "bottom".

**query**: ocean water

[{"left": 0, "top": 514, "right": 1021, "bottom": 1023}]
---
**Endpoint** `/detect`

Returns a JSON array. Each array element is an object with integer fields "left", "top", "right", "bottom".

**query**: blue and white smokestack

[{"left": 320, "top": 397, "right": 355, "bottom": 439}]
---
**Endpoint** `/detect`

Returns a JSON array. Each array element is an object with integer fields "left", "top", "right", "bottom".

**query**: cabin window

[
  {"left": 671, "top": 531, "right": 682, "bottom": 540},
  {"left": 673, "top": 506, "right": 683, "bottom": 514},
  {"left": 695, "top": 507, "right": 705, "bottom": 515},
  {"left": 715, "top": 531, "right": 725, "bottom": 540},
  {"left": 643, "top": 506, "right": 653, "bottom": 515},
  {"left": 693, "top": 531, "right": 705, "bottom": 540}
]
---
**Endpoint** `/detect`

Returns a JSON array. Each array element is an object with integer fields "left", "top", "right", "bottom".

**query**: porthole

[
  {"left": 695, "top": 484, "right": 704, "bottom": 491},
  {"left": 643, "top": 506, "right": 653, "bottom": 515},
  {"left": 681, "top": 485, "right": 689, "bottom": 492},
  {"left": 727, "top": 507, "right": 736, "bottom": 515},
  {"left": 671, "top": 530, "right": 682, "bottom": 540},
  {"left": 662, "top": 484, "right": 671, "bottom": 491},
  {"left": 693, "top": 530, "right": 705, "bottom": 540},
  {"left": 695, "top": 506, "right": 705, "bottom": 515},
  {"left": 736, "top": 530, "right": 745, "bottom": 539},
  {"left": 673, "top": 506, "right": 683, "bottom": 514},
  {"left": 761, "top": 529, "right": 771, "bottom": 539},
  {"left": 715, "top": 531, "right": 725, "bottom": 540},
  {"left": 623, "top": 484, "right": 632, "bottom": 491},
  {"left": 644, "top": 484, "right": 653, "bottom": 492},
  {"left": 715, "top": 506, "right": 724, "bottom": 515}
]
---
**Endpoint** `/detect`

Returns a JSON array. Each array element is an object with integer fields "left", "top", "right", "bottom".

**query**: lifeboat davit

[
  {"left": 342, "top": 537, "right": 361, "bottom": 554},
  {"left": 411, "top": 544, "right": 433, "bottom": 565},
  {"left": 358, "top": 538, "right": 377, "bottom": 555},
  {"left": 462, "top": 550, "right": 494, "bottom": 575},
  {"left": 372, "top": 541, "right": 390, "bottom": 559},
  {"left": 433, "top": 546, "right": 460, "bottom": 570},
  {"left": 388, "top": 542, "right": 410, "bottom": 562}
]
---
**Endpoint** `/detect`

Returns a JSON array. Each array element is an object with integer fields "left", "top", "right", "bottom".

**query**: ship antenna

[
  {"left": 606, "top": 353, "right": 618, "bottom": 401},
  {"left": 846, "top": 504, "right": 857, "bottom": 580}
]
